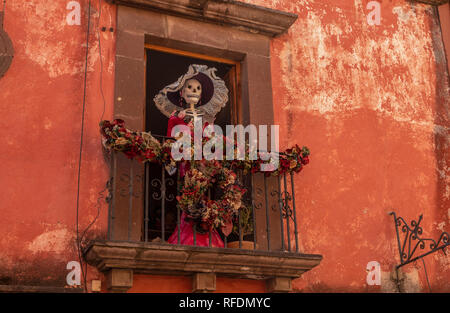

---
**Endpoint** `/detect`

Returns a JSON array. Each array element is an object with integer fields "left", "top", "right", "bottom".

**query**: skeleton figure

[
  {"left": 153, "top": 64, "right": 229, "bottom": 136},
  {"left": 176, "top": 78, "right": 205, "bottom": 123},
  {"left": 153, "top": 65, "right": 230, "bottom": 248},
  {"left": 182, "top": 78, "right": 202, "bottom": 106}
]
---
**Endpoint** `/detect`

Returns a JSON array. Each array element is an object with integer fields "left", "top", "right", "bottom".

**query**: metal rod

[
  {"left": 407, "top": 228, "right": 413, "bottom": 263},
  {"left": 277, "top": 175, "right": 285, "bottom": 251},
  {"left": 401, "top": 228, "right": 409, "bottom": 264},
  {"left": 239, "top": 208, "right": 242, "bottom": 249},
  {"left": 161, "top": 162, "right": 166, "bottom": 242},
  {"left": 108, "top": 152, "right": 117, "bottom": 241},
  {"left": 398, "top": 246, "right": 448, "bottom": 269},
  {"left": 264, "top": 175, "right": 270, "bottom": 251},
  {"left": 408, "top": 240, "right": 424, "bottom": 264},
  {"left": 194, "top": 225, "right": 197, "bottom": 246},
  {"left": 290, "top": 172, "right": 299, "bottom": 252},
  {"left": 107, "top": 180, "right": 112, "bottom": 240},
  {"left": 128, "top": 160, "right": 133, "bottom": 241},
  {"left": 208, "top": 188, "right": 211, "bottom": 247},
  {"left": 251, "top": 175, "right": 257, "bottom": 250},
  {"left": 283, "top": 174, "right": 291, "bottom": 252},
  {"left": 177, "top": 170, "right": 181, "bottom": 245},
  {"left": 398, "top": 216, "right": 411, "bottom": 263},
  {"left": 144, "top": 162, "right": 149, "bottom": 242}
]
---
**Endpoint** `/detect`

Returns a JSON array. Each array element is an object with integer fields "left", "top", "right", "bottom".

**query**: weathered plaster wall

[
  {"left": 0, "top": 0, "right": 116, "bottom": 286},
  {"left": 244, "top": 0, "right": 449, "bottom": 292},
  {"left": 0, "top": 0, "right": 448, "bottom": 292}
]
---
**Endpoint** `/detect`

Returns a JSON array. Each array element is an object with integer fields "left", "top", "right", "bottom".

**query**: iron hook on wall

[{"left": 389, "top": 211, "right": 449, "bottom": 269}]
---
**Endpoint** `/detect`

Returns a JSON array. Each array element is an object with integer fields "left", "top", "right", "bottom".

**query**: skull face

[{"left": 181, "top": 79, "right": 202, "bottom": 105}]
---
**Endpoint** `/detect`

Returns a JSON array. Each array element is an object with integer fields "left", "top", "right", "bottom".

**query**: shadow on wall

[
  {"left": 0, "top": 255, "right": 68, "bottom": 287},
  {"left": 431, "top": 5, "right": 450, "bottom": 214},
  {"left": 431, "top": 4, "right": 450, "bottom": 292}
]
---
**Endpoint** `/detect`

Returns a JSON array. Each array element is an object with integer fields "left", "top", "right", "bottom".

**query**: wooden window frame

[
  {"left": 110, "top": 4, "right": 278, "bottom": 242},
  {"left": 144, "top": 43, "right": 242, "bottom": 126}
]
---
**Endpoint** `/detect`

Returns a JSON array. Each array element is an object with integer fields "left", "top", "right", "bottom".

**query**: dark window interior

[
  {"left": 145, "top": 49, "right": 234, "bottom": 135},
  {"left": 144, "top": 48, "right": 236, "bottom": 242}
]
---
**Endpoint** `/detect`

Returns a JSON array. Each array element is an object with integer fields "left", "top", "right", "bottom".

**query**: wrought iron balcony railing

[{"left": 105, "top": 140, "right": 303, "bottom": 254}]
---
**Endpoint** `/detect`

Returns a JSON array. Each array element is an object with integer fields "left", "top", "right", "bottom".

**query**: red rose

[
  {"left": 281, "top": 159, "right": 290, "bottom": 168},
  {"left": 301, "top": 156, "right": 309, "bottom": 165},
  {"left": 124, "top": 150, "right": 136, "bottom": 159},
  {"left": 113, "top": 119, "right": 125, "bottom": 127},
  {"left": 145, "top": 150, "right": 156, "bottom": 159}
]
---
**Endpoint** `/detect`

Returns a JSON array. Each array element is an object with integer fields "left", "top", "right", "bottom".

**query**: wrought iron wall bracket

[{"left": 389, "top": 211, "right": 449, "bottom": 269}]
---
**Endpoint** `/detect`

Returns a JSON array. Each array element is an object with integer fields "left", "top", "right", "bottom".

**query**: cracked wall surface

[
  {"left": 0, "top": 0, "right": 115, "bottom": 288},
  {"left": 263, "top": 0, "right": 450, "bottom": 292}
]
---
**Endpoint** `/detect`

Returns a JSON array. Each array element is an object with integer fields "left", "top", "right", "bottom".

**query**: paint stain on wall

[
  {"left": 9, "top": 0, "right": 100, "bottom": 78},
  {"left": 27, "top": 227, "right": 71, "bottom": 254}
]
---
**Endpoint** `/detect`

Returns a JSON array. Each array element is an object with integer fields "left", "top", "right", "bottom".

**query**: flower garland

[
  {"left": 100, "top": 119, "right": 310, "bottom": 233},
  {"left": 177, "top": 160, "right": 246, "bottom": 234},
  {"left": 100, "top": 119, "right": 310, "bottom": 175}
]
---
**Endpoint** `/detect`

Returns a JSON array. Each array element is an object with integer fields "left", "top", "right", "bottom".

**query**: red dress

[
  {"left": 166, "top": 115, "right": 224, "bottom": 247},
  {"left": 168, "top": 212, "right": 224, "bottom": 247},
  {"left": 167, "top": 115, "right": 188, "bottom": 137},
  {"left": 166, "top": 115, "right": 209, "bottom": 137}
]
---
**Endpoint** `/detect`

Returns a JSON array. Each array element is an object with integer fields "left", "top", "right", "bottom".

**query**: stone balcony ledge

[{"left": 83, "top": 240, "right": 322, "bottom": 292}]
